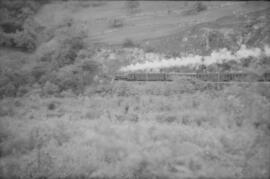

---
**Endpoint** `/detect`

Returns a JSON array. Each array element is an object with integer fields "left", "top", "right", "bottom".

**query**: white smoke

[
  {"left": 264, "top": 45, "right": 270, "bottom": 56},
  {"left": 120, "top": 45, "right": 270, "bottom": 72}
]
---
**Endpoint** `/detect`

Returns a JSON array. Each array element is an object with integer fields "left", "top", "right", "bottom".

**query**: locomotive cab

[{"left": 115, "top": 73, "right": 129, "bottom": 80}]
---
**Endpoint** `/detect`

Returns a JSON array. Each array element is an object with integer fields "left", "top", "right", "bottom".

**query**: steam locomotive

[
  {"left": 115, "top": 72, "right": 270, "bottom": 82},
  {"left": 115, "top": 73, "right": 171, "bottom": 81}
]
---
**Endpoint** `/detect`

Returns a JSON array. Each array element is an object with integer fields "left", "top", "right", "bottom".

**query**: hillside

[
  {"left": 143, "top": 6, "right": 270, "bottom": 56},
  {"left": 1, "top": 1, "right": 270, "bottom": 179},
  {"left": 1, "top": 1, "right": 270, "bottom": 69},
  {"left": 34, "top": 1, "right": 269, "bottom": 45}
]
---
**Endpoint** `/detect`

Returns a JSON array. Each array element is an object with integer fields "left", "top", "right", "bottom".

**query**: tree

[
  {"left": 194, "top": 2, "right": 207, "bottom": 12},
  {"left": 183, "top": 1, "right": 207, "bottom": 16},
  {"left": 0, "top": 0, "right": 48, "bottom": 51},
  {"left": 126, "top": 0, "right": 140, "bottom": 15}
]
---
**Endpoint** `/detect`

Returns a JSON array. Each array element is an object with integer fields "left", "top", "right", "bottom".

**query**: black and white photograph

[{"left": 0, "top": 0, "right": 270, "bottom": 178}]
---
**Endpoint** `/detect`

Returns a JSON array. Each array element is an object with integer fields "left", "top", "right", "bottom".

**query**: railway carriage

[
  {"left": 129, "top": 73, "right": 170, "bottom": 81},
  {"left": 148, "top": 73, "right": 167, "bottom": 81}
]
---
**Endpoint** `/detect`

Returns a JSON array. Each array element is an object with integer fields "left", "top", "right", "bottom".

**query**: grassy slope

[
  {"left": 144, "top": 6, "right": 270, "bottom": 56},
  {"left": 34, "top": 1, "right": 269, "bottom": 45}
]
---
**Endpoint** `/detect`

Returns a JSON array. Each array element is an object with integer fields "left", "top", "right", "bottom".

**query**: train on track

[{"left": 115, "top": 72, "right": 270, "bottom": 82}]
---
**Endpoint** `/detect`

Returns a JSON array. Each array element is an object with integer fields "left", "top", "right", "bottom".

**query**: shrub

[
  {"left": 31, "top": 63, "right": 51, "bottom": 81},
  {"left": 0, "top": 28, "right": 38, "bottom": 52},
  {"left": 55, "top": 68, "right": 82, "bottom": 93},
  {"left": 12, "top": 29, "right": 37, "bottom": 51},
  {"left": 123, "top": 38, "right": 136, "bottom": 48},
  {"left": 93, "top": 84, "right": 113, "bottom": 96},
  {"left": 80, "top": 60, "right": 101, "bottom": 86},
  {"left": 125, "top": 0, "right": 140, "bottom": 15},
  {"left": 39, "top": 59, "right": 101, "bottom": 95},
  {"left": 88, "top": 1, "right": 106, "bottom": 7},
  {"left": 183, "top": 2, "right": 207, "bottom": 16},
  {"left": 47, "top": 102, "right": 56, "bottom": 111},
  {"left": 144, "top": 45, "right": 155, "bottom": 53},
  {"left": 76, "top": 48, "right": 96, "bottom": 60},
  {"left": 43, "top": 81, "right": 60, "bottom": 95},
  {"left": 0, "top": 22, "right": 23, "bottom": 33},
  {"left": 80, "top": 60, "right": 100, "bottom": 73},
  {"left": 110, "top": 18, "right": 124, "bottom": 28},
  {"left": 156, "top": 115, "right": 177, "bottom": 123},
  {"left": 85, "top": 109, "right": 103, "bottom": 119},
  {"left": 0, "top": 0, "right": 47, "bottom": 51},
  {"left": 194, "top": 2, "right": 207, "bottom": 12},
  {"left": 16, "top": 85, "right": 31, "bottom": 97},
  {"left": 0, "top": 103, "right": 14, "bottom": 117},
  {"left": 31, "top": 30, "right": 88, "bottom": 93},
  {"left": 0, "top": 70, "right": 34, "bottom": 98},
  {"left": 55, "top": 35, "right": 85, "bottom": 68},
  {"left": 113, "top": 82, "right": 136, "bottom": 97},
  {"left": 254, "top": 83, "right": 270, "bottom": 101}
]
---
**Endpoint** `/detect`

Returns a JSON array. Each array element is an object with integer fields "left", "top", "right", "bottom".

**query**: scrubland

[
  {"left": 1, "top": 80, "right": 270, "bottom": 179},
  {"left": 1, "top": 1, "right": 270, "bottom": 178}
]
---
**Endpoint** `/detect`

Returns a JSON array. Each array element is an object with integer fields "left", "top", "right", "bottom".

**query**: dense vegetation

[
  {"left": 0, "top": 0, "right": 101, "bottom": 98},
  {"left": 0, "top": 0, "right": 50, "bottom": 51},
  {"left": 0, "top": 80, "right": 270, "bottom": 179},
  {"left": 0, "top": 30, "right": 99, "bottom": 98}
]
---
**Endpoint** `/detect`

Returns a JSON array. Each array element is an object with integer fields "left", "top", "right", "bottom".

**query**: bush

[
  {"left": 80, "top": 60, "right": 100, "bottom": 73},
  {"left": 122, "top": 38, "right": 136, "bottom": 48},
  {"left": 55, "top": 34, "right": 85, "bottom": 68},
  {"left": 55, "top": 68, "right": 82, "bottom": 93},
  {"left": 0, "top": 70, "right": 34, "bottom": 98},
  {"left": 12, "top": 27, "right": 38, "bottom": 51},
  {"left": 44, "top": 60, "right": 100, "bottom": 94},
  {"left": 183, "top": 2, "right": 207, "bottom": 16},
  {"left": 0, "top": 26, "right": 38, "bottom": 52},
  {"left": 43, "top": 81, "right": 60, "bottom": 95},
  {"left": 110, "top": 18, "right": 124, "bottom": 28},
  {"left": 37, "top": 59, "right": 100, "bottom": 95},
  {"left": 194, "top": 2, "right": 207, "bottom": 12},
  {"left": 0, "top": 0, "right": 43, "bottom": 24},
  {"left": 0, "top": 0, "right": 48, "bottom": 51},
  {"left": 144, "top": 45, "right": 155, "bottom": 53},
  {"left": 90, "top": 1, "right": 106, "bottom": 7},
  {"left": 0, "top": 23, "right": 90, "bottom": 97},
  {"left": 17, "top": 85, "right": 31, "bottom": 97},
  {"left": 125, "top": 0, "right": 140, "bottom": 14},
  {"left": 31, "top": 63, "right": 52, "bottom": 81},
  {"left": 31, "top": 30, "right": 88, "bottom": 93},
  {"left": 47, "top": 102, "right": 56, "bottom": 111},
  {"left": 0, "top": 103, "right": 15, "bottom": 117},
  {"left": 255, "top": 83, "right": 270, "bottom": 101}
]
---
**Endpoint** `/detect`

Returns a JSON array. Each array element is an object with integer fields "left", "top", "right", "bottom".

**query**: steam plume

[{"left": 120, "top": 45, "right": 270, "bottom": 72}]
